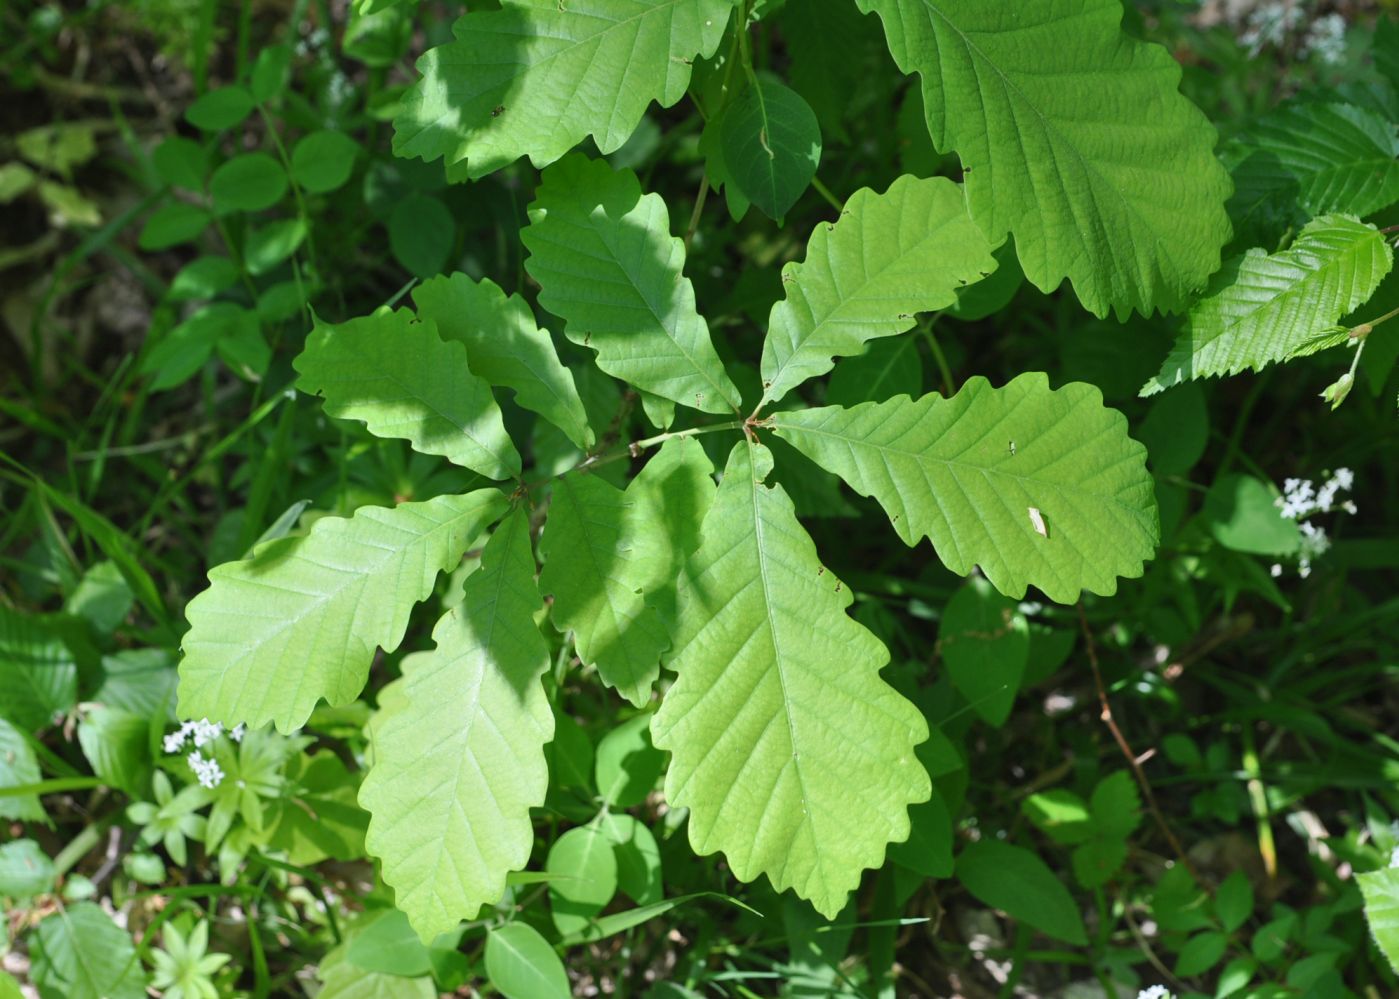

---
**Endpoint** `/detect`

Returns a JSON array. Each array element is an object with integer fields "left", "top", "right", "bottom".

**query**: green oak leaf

[
  {"left": 856, "top": 0, "right": 1232, "bottom": 318},
  {"left": 651, "top": 440, "right": 929, "bottom": 917},
  {"left": 523, "top": 155, "right": 742, "bottom": 424},
  {"left": 539, "top": 473, "right": 671, "bottom": 707},
  {"left": 295, "top": 309, "right": 520, "bottom": 480},
  {"left": 360, "top": 510, "right": 552, "bottom": 941},
  {"left": 760, "top": 174, "right": 997, "bottom": 405},
  {"left": 772, "top": 373, "right": 1157, "bottom": 603},
  {"left": 178, "top": 490, "right": 508, "bottom": 732},
  {"left": 1143, "top": 215, "right": 1393, "bottom": 395},
  {"left": 413, "top": 273, "right": 594, "bottom": 450},
  {"left": 394, "top": 0, "right": 737, "bottom": 177}
]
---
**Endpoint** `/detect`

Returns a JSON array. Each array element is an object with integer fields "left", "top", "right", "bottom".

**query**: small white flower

[
  {"left": 163, "top": 730, "right": 187, "bottom": 754},
  {"left": 1270, "top": 563, "right": 1283, "bottom": 578},
  {"left": 187, "top": 750, "right": 225, "bottom": 789},
  {"left": 230, "top": 723, "right": 247, "bottom": 743},
  {"left": 189, "top": 718, "right": 223, "bottom": 747},
  {"left": 1137, "top": 987, "right": 1172, "bottom": 999},
  {"left": 1390, "top": 847, "right": 1399, "bottom": 869}
]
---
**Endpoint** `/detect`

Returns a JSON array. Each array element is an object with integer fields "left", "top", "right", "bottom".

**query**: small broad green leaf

[
  {"left": 484, "top": 923, "right": 569, "bottom": 999},
  {"left": 955, "top": 840, "right": 1087, "bottom": 945},
  {"left": 138, "top": 201, "right": 211, "bottom": 250},
  {"left": 1176, "top": 929, "right": 1229, "bottom": 976},
  {"left": 359, "top": 510, "right": 551, "bottom": 942},
  {"left": 1137, "top": 383, "right": 1208, "bottom": 476},
  {"left": 0, "top": 839, "right": 55, "bottom": 899},
  {"left": 0, "top": 605, "right": 79, "bottom": 731},
  {"left": 719, "top": 78, "right": 821, "bottom": 220},
  {"left": 76, "top": 705, "right": 151, "bottom": 798},
  {"left": 1203, "top": 474, "right": 1300, "bottom": 556},
  {"left": 1089, "top": 771, "right": 1142, "bottom": 840},
  {"left": 295, "top": 308, "right": 520, "bottom": 480},
  {"left": 772, "top": 373, "right": 1158, "bottom": 603},
  {"left": 388, "top": 193, "right": 454, "bottom": 279},
  {"left": 0, "top": 717, "right": 43, "bottom": 821},
  {"left": 1143, "top": 215, "right": 1393, "bottom": 395},
  {"left": 652, "top": 441, "right": 930, "bottom": 918},
  {"left": 345, "top": 909, "right": 433, "bottom": 977},
  {"left": 548, "top": 824, "right": 619, "bottom": 936},
  {"left": 523, "top": 155, "right": 742, "bottom": 422},
  {"left": 1071, "top": 837, "right": 1126, "bottom": 889},
  {"left": 856, "top": 0, "right": 1231, "bottom": 318},
  {"left": 1359, "top": 866, "right": 1399, "bottom": 972},
  {"left": 178, "top": 489, "right": 508, "bottom": 732},
  {"left": 268, "top": 751, "right": 369, "bottom": 865},
  {"left": 152, "top": 137, "right": 208, "bottom": 190},
  {"left": 210, "top": 152, "right": 288, "bottom": 212},
  {"left": 169, "top": 256, "right": 239, "bottom": 301},
  {"left": 602, "top": 813, "right": 664, "bottom": 905},
  {"left": 887, "top": 788, "right": 953, "bottom": 878},
  {"left": 394, "top": 0, "right": 736, "bottom": 177},
  {"left": 31, "top": 902, "right": 146, "bottom": 999},
  {"left": 760, "top": 175, "right": 996, "bottom": 405},
  {"left": 595, "top": 714, "right": 665, "bottom": 808},
  {"left": 937, "top": 579, "right": 1028, "bottom": 727},
  {"left": 1216, "top": 870, "right": 1255, "bottom": 934},
  {"left": 413, "top": 273, "right": 593, "bottom": 450},
  {"left": 1022, "top": 789, "right": 1093, "bottom": 846},
  {"left": 539, "top": 473, "right": 670, "bottom": 706},
  {"left": 291, "top": 130, "right": 360, "bottom": 193},
  {"left": 244, "top": 218, "right": 306, "bottom": 275},
  {"left": 250, "top": 44, "right": 292, "bottom": 103},
  {"left": 946, "top": 242, "right": 1025, "bottom": 322},
  {"left": 185, "top": 86, "right": 255, "bottom": 131}
]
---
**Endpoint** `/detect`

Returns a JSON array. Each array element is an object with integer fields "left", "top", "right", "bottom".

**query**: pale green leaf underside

[
  {"left": 413, "top": 273, "right": 594, "bottom": 450},
  {"left": 856, "top": 0, "right": 1231, "bottom": 318},
  {"left": 394, "top": 0, "right": 736, "bottom": 177},
  {"left": 652, "top": 441, "right": 929, "bottom": 917},
  {"left": 178, "top": 491, "right": 508, "bottom": 732},
  {"left": 360, "top": 510, "right": 552, "bottom": 942},
  {"left": 761, "top": 174, "right": 997, "bottom": 404},
  {"left": 1241, "top": 102, "right": 1399, "bottom": 222},
  {"left": 539, "top": 473, "right": 670, "bottom": 706},
  {"left": 523, "top": 155, "right": 742, "bottom": 422},
  {"left": 1359, "top": 868, "right": 1399, "bottom": 973},
  {"left": 295, "top": 309, "right": 520, "bottom": 480},
  {"left": 772, "top": 373, "right": 1157, "bottom": 604},
  {"left": 1143, "top": 214, "right": 1394, "bottom": 395}
]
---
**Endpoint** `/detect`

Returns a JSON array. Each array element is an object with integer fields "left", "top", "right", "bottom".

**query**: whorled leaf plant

[{"left": 170, "top": 0, "right": 1284, "bottom": 937}]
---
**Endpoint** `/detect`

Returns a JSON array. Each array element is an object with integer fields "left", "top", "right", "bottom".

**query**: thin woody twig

[{"left": 1078, "top": 602, "right": 1195, "bottom": 878}]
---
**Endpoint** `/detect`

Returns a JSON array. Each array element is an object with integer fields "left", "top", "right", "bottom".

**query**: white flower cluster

[
  {"left": 1239, "top": 2, "right": 1303, "bottom": 55},
  {"left": 162, "top": 719, "right": 246, "bottom": 789},
  {"left": 1272, "top": 468, "right": 1355, "bottom": 579},
  {"left": 1137, "top": 986, "right": 1172, "bottom": 999},
  {"left": 1301, "top": 12, "right": 1347, "bottom": 65},
  {"left": 187, "top": 751, "right": 225, "bottom": 790}
]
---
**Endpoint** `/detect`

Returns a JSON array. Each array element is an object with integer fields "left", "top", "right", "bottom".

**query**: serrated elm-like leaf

[{"left": 1144, "top": 215, "right": 1393, "bottom": 394}]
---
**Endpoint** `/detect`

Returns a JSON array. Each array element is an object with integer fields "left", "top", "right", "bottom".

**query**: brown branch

[{"left": 1078, "top": 602, "right": 1195, "bottom": 878}]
